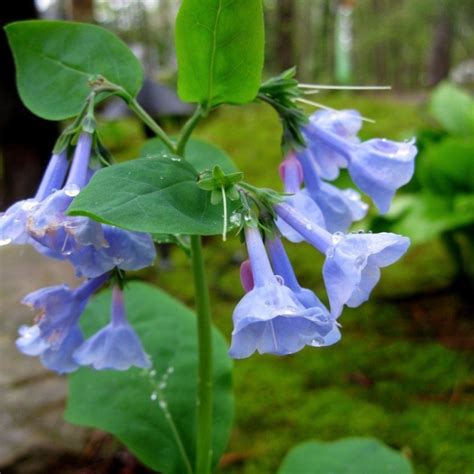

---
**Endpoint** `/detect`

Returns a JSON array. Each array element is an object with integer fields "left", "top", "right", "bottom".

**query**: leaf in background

[
  {"left": 418, "top": 137, "right": 474, "bottom": 196},
  {"left": 374, "top": 193, "right": 474, "bottom": 245},
  {"left": 429, "top": 82, "right": 474, "bottom": 136},
  {"left": 175, "top": 0, "right": 264, "bottom": 107},
  {"left": 68, "top": 155, "right": 239, "bottom": 236},
  {"left": 5, "top": 20, "right": 143, "bottom": 120},
  {"left": 141, "top": 137, "right": 237, "bottom": 173},
  {"left": 66, "top": 282, "right": 233, "bottom": 474},
  {"left": 277, "top": 438, "right": 413, "bottom": 474}
]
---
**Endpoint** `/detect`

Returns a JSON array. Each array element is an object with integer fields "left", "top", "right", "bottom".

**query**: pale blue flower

[
  {"left": 229, "top": 227, "right": 333, "bottom": 358},
  {"left": 16, "top": 274, "right": 108, "bottom": 373},
  {"left": 274, "top": 202, "right": 410, "bottom": 316},
  {"left": 73, "top": 286, "right": 151, "bottom": 370}
]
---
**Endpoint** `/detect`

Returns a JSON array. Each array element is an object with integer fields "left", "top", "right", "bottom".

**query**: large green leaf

[
  {"left": 418, "top": 137, "right": 474, "bottom": 196},
  {"left": 429, "top": 82, "right": 474, "bottom": 136},
  {"left": 278, "top": 438, "right": 413, "bottom": 474},
  {"left": 65, "top": 282, "right": 233, "bottom": 474},
  {"left": 68, "top": 155, "right": 237, "bottom": 236},
  {"left": 175, "top": 0, "right": 264, "bottom": 107},
  {"left": 141, "top": 137, "right": 237, "bottom": 173},
  {"left": 5, "top": 20, "right": 143, "bottom": 120}
]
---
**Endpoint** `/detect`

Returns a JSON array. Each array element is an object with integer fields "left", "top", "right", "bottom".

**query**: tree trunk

[
  {"left": 427, "top": 6, "right": 454, "bottom": 86},
  {"left": 0, "top": 2, "right": 59, "bottom": 208},
  {"left": 276, "top": 0, "right": 295, "bottom": 71}
]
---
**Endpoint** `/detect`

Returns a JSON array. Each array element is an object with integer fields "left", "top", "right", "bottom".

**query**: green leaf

[
  {"left": 175, "top": 0, "right": 264, "bottom": 107},
  {"left": 5, "top": 20, "right": 143, "bottom": 120},
  {"left": 374, "top": 193, "right": 474, "bottom": 245},
  {"left": 429, "top": 82, "right": 474, "bottom": 136},
  {"left": 278, "top": 438, "right": 413, "bottom": 474},
  {"left": 418, "top": 137, "right": 474, "bottom": 196},
  {"left": 68, "top": 155, "right": 238, "bottom": 236},
  {"left": 65, "top": 282, "right": 233, "bottom": 474},
  {"left": 141, "top": 137, "right": 237, "bottom": 173}
]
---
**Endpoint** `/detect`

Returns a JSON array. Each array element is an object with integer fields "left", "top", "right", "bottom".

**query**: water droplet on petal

[
  {"left": 326, "top": 247, "right": 335, "bottom": 258},
  {"left": 0, "top": 238, "right": 12, "bottom": 246},
  {"left": 21, "top": 200, "right": 39, "bottom": 211},
  {"left": 64, "top": 184, "right": 80, "bottom": 197},
  {"left": 332, "top": 231, "right": 344, "bottom": 245},
  {"left": 312, "top": 337, "right": 325, "bottom": 347},
  {"left": 305, "top": 223, "right": 312, "bottom": 230}
]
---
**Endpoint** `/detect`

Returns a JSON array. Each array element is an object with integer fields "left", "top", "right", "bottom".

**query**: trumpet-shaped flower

[
  {"left": 298, "top": 150, "right": 368, "bottom": 233},
  {"left": 68, "top": 225, "right": 157, "bottom": 278},
  {"left": 0, "top": 151, "right": 68, "bottom": 252},
  {"left": 16, "top": 274, "right": 108, "bottom": 373},
  {"left": 73, "top": 286, "right": 151, "bottom": 370},
  {"left": 302, "top": 109, "right": 362, "bottom": 180},
  {"left": 302, "top": 109, "right": 417, "bottom": 213},
  {"left": 275, "top": 154, "right": 325, "bottom": 241},
  {"left": 274, "top": 202, "right": 410, "bottom": 316},
  {"left": 229, "top": 227, "right": 333, "bottom": 359},
  {"left": 27, "top": 133, "right": 107, "bottom": 255},
  {"left": 266, "top": 235, "right": 341, "bottom": 346}
]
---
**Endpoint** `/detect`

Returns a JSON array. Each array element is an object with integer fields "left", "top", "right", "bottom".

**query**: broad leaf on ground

[
  {"left": 278, "top": 437, "right": 413, "bottom": 474},
  {"left": 66, "top": 282, "right": 234, "bottom": 474}
]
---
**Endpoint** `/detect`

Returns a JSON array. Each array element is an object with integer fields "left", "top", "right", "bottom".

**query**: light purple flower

[
  {"left": 0, "top": 151, "right": 68, "bottom": 251},
  {"left": 297, "top": 150, "right": 368, "bottom": 233},
  {"left": 275, "top": 154, "right": 325, "bottom": 242},
  {"left": 68, "top": 225, "right": 157, "bottom": 278},
  {"left": 348, "top": 138, "right": 417, "bottom": 214},
  {"left": 229, "top": 226, "right": 333, "bottom": 358},
  {"left": 73, "top": 286, "right": 151, "bottom": 370},
  {"left": 301, "top": 109, "right": 417, "bottom": 213},
  {"left": 301, "top": 109, "right": 362, "bottom": 180},
  {"left": 274, "top": 202, "right": 410, "bottom": 316},
  {"left": 16, "top": 274, "right": 108, "bottom": 373},
  {"left": 266, "top": 235, "right": 341, "bottom": 346},
  {"left": 27, "top": 133, "right": 107, "bottom": 255}
]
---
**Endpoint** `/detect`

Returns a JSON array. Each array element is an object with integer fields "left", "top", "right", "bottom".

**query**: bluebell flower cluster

[
  {"left": 1, "top": 132, "right": 156, "bottom": 373},
  {"left": 229, "top": 108, "right": 415, "bottom": 358}
]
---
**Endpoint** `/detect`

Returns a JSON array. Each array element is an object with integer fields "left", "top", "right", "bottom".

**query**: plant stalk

[{"left": 190, "top": 234, "right": 214, "bottom": 474}]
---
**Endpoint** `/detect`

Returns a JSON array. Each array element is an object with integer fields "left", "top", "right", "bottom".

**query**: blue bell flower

[
  {"left": 298, "top": 150, "right": 368, "bottom": 233},
  {"left": 275, "top": 154, "right": 326, "bottom": 242},
  {"left": 301, "top": 109, "right": 362, "bottom": 180},
  {"left": 0, "top": 151, "right": 68, "bottom": 251},
  {"left": 274, "top": 202, "right": 410, "bottom": 316},
  {"left": 266, "top": 235, "right": 341, "bottom": 346},
  {"left": 16, "top": 274, "right": 109, "bottom": 373},
  {"left": 73, "top": 285, "right": 151, "bottom": 370},
  {"left": 228, "top": 226, "right": 333, "bottom": 359}
]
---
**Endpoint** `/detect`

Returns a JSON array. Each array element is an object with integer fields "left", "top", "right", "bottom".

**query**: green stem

[
  {"left": 190, "top": 235, "right": 213, "bottom": 474},
  {"left": 176, "top": 106, "right": 204, "bottom": 156},
  {"left": 127, "top": 98, "right": 176, "bottom": 153}
]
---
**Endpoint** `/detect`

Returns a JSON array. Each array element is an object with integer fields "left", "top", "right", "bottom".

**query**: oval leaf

[
  {"left": 141, "top": 137, "right": 237, "bottom": 173},
  {"left": 65, "top": 282, "right": 234, "bottom": 474},
  {"left": 5, "top": 20, "right": 143, "bottom": 120},
  {"left": 175, "top": 0, "right": 264, "bottom": 107},
  {"left": 68, "top": 155, "right": 237, "bottom": 236},
  {"left": 278, "top": 438, "right": 413, "bottom": 474}
]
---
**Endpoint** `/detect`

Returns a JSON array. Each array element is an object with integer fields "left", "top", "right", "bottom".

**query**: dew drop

[
  {"left": 21, "top": 200, "right": 39, "bottom": 211},
  {"left": 332, "top": 231, "right": 344, "bottom": 245},
  {"left": 305, "top": 223, "right": 313, "bottom": 231},
  {"left": 312, "top": 337, "right": 325, "bottom": 347},
  {"left": 171, "top": 157, "right": 181, "bottom": 162},
  {"left": 64, "top": 184, "right": 80, "bottom": 197},
  {"left": 159, "top": 400, "right": 167, "bottom": 410},
  {"left": 150, "top": 391, "right": 158, "bottom": 401},
  {"left": 167, "top": 366, "right": 175, "bottom": 374},
  {"left": 326, "top": 247, "right": 335, "bottom": 258},
  {"left": 0, "top": 238, "right": 12, "bottom": 246},
  {"left": 149, "top": 369, "right": 157, "bottom": 377},
  {"left": 159, "top": 381, "right": 167, "bottom": 390}
]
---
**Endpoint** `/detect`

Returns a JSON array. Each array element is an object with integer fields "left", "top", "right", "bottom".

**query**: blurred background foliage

[{"left": 0, "top": 1, "right": 473, "bottom": 474}]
